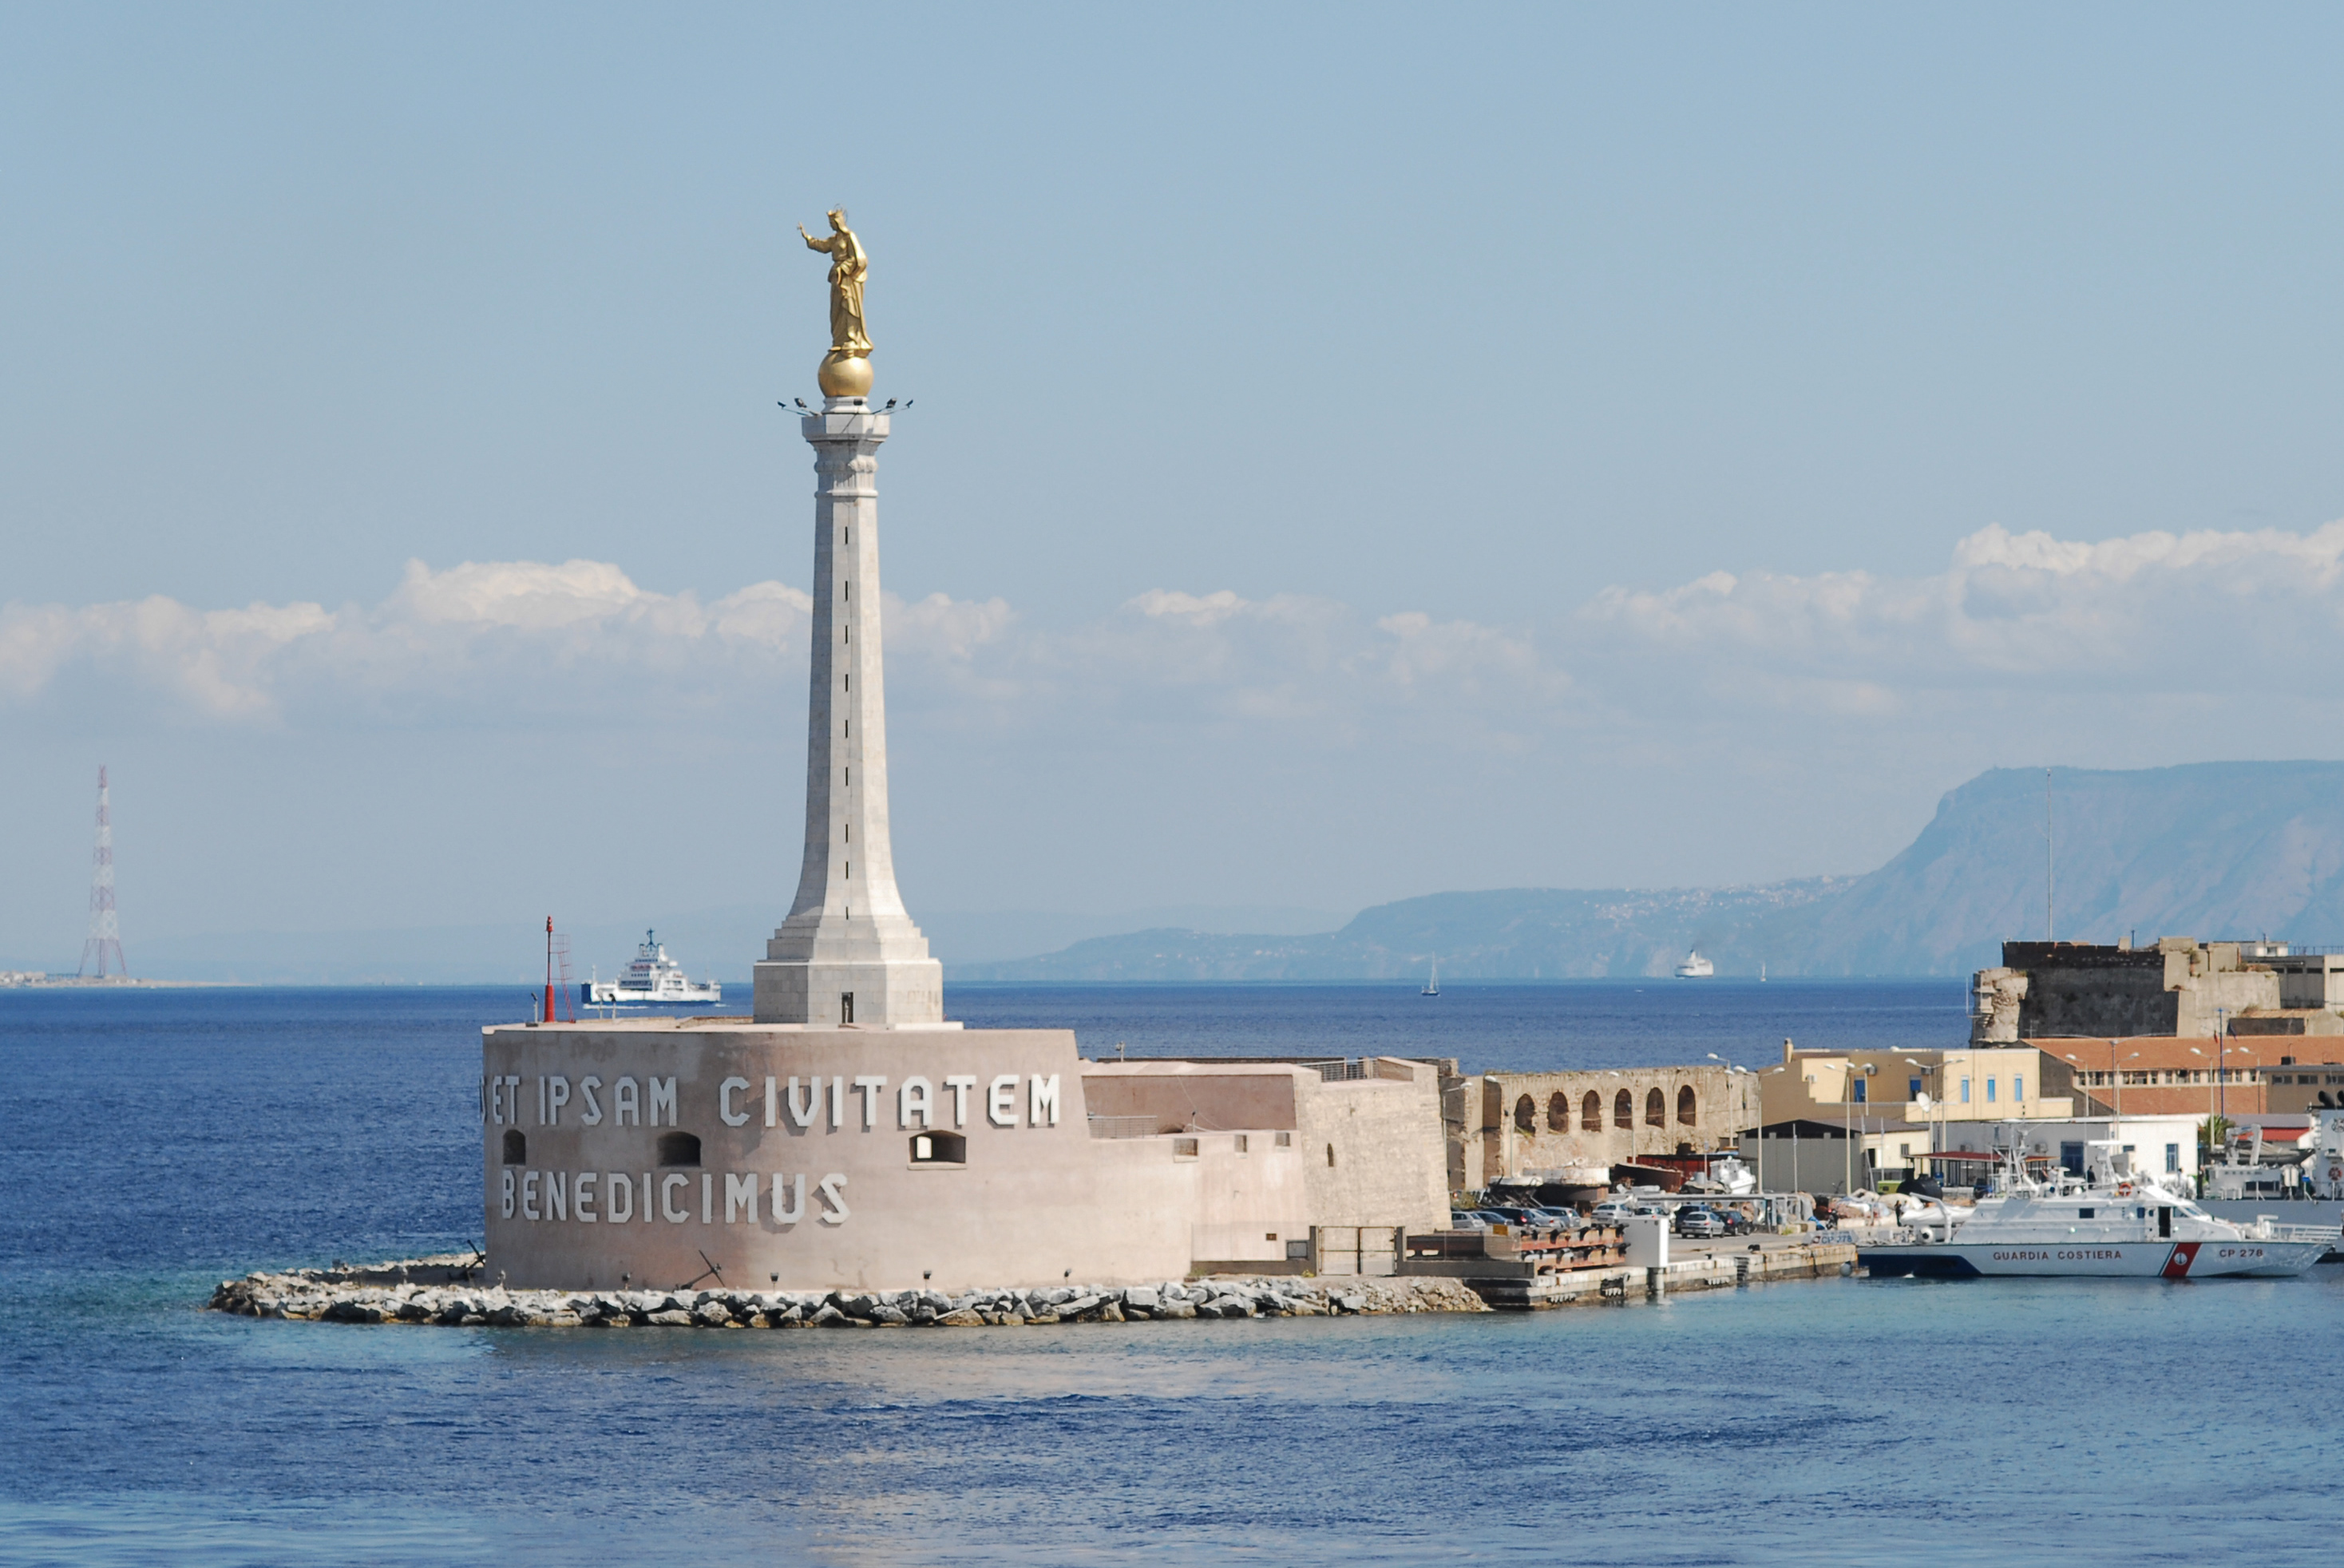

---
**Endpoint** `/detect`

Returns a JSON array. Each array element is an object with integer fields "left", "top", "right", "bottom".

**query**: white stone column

[{"left": 753, "top": 396, "right": 945, "bottom": 1026}]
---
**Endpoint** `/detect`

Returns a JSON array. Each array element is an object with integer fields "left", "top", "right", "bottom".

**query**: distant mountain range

[{"left": 955, "top": 762, "right": 2344, "bottom": 980}]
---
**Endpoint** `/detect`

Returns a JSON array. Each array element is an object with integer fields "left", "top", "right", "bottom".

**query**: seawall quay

[
  {"left": 205, "top": 1257, "right": 1492, "bottom": 1327},
  {"left": 205, "top": 1238, "right": 1859, "bottom": 1328}
]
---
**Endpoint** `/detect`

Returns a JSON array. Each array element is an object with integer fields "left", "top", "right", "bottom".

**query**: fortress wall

[{"left": 481, "top": 1022, "right": 1190, "bottom": 1293}]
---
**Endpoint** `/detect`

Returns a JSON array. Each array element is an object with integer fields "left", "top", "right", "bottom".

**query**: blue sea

[{"left": 3, "top": 980, "right": 2338, "bottom": 1566}]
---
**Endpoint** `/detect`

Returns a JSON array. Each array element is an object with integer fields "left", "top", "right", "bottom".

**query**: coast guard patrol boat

[
  {"left": 582, "top": 930, "right": 722, "bottom": 1008},
  {"left": 1859, "top": 1134, "right": 2334, "bottom": 1281}
]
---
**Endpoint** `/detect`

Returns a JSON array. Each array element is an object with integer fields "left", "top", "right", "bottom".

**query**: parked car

[
  {"left": 1674, "top": 1207, "right": 1728, "bottom": 1238},
  {"left": 1448, "top": 1210, "right": 1489, "bottom": 1231},
  {"left": 1589, "top": 1199, "right": 1637, "bottom": 1225},
  {"left": 1524, "top": 1207, "right": 1584, "bottom": 1231}
]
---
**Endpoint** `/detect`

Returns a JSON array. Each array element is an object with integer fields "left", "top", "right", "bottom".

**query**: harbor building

[
  {"left": 1452, "top": 1066, "right": 1757, "bottom": 1193},
  {"left": 1971, "top": 938, "right": 2344, "bottom": 1043},
  {"left": 1752, "top": 1043, "right": 2077, "bottom": 1192},
  {"left": 2028, "top": 1035, "right": 2286, "bottom": 1120}
]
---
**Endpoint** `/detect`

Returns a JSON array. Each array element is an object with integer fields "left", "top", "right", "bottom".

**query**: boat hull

[
  {"left": 1860, "top": 1238, "right": 2328, "bottom": 1280},
  {"left": 581, "top": 983, "right": 723, "bottom": 1006}
]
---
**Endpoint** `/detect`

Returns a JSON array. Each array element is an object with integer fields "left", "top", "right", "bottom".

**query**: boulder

[
  {"left": 1059, "top": 1294, "right": 1103, "bottom": 1319},
  {"left": 647, "top": 1309, "right": 695, "bottom": 1327},
  {"left": 1099, "top": 1301, "right": 1125, "bottom": 1323},
  {"left": 691, "top": 1301, "right": 734, "bottom": 1327},
  {"left": 809, "top": 1304, "right": 845, "bottom": 1327},
  {"left": 936, "top": 1309, "right": 987, "bottom": 1327},
  {"left": 1123, "top": 1287, "right": 1160, "bottom": 1310},
  {"left": 869, "top": 1305, "right": 910, "bottom": 1326},
  {"left": 1155, "top": 1301, "right": 1197, "bottom": 1319}
]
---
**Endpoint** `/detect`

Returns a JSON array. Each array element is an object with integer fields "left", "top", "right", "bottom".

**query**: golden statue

[{"left": 799, "top": 208, "right": 872, "bottom": 397}]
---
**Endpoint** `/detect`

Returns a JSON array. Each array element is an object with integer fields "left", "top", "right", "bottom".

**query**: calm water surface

[{"left": 2, "top": 983, "right": 2335, "bottom": 1566}]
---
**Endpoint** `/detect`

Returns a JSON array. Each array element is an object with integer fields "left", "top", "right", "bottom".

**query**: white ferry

[
  {"left": 1859, "top": 1134, "right": 2334, "bottom": 1281},
  {"left": 581, "top": 930, "right": 722, "bottom": 1007},
  {"left": 1674, "top": 949, "right": 1714, "bottom": 978}
]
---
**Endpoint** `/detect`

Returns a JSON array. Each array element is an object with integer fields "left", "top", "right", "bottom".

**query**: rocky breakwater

[{"left": 208, "top": 1258, "right": 1491, "bottom": 1328}]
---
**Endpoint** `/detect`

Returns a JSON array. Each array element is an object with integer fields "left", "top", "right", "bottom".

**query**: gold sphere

[{"left": 818, "top": 354, "right": 873, "bottom": 398}]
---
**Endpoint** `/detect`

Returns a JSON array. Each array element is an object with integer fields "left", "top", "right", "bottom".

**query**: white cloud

[
  {"left": 1585, "top": 520, "right": 2344, "bottom": 696},
  {"left": 18, "top": 520, "right": 2344, "bottom": 743}
]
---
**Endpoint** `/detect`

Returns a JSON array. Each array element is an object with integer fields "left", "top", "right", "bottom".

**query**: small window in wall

[
  {"left": 1274, "top": 1131, "right": 1292, "bottom": 1148},
  {"left": 1677, "top": 1086, "right": 1697, "bottom": 1125},
  {"left": 502, "top": 1130, "right": 526, "bottom": 1165},
  {"left": 841, "top": 992, "right": 855, "bottom": 1024},
  {"left": 1583, "top": 1091, "right": 1604, "bottom": 1131},
  {"left": 911, "top": 1131, "right": 967, "bottom": 1165},
  {"left": 1173, "top": 1137, "right": 1198, "bottom": 1159},
  {"left": 1548, "top": 1092, "right": 1570, "bottom": 1132},
  {"left": 657, "top": 1131, "right": 702, "bottom": 1167},
  {"left": 1960, "top": 1078, "right": 1971, "bottom": 1103},
  {"left": 1852, "top": 1077, "right": 1867, "bottom": 1104},
  {"left": 1986, "top": 1078, "right": 1998, "bottom": 1103},
  {"left": 1645, "top": 1088, "right": 1665, "bottom": 1127},
  {"left": 1614, "top": 1089, "right": 1633, "bottom": 1127},
  {"left": 1908, "top": 1077, "right": 1922, "bottom": 1099},
  {"left": 2165, "top": 1143, "right": 2181, "bottom": 1174},
  {"left": 1514, "top": 1095, "right": 1536, "bottom": 1133},
  {"left": 1234, "top": 1134, "right": 1249, "bottom": 1154},
  {"left": 2014, "top": 1075, "right": 2025, "bottom": 1101}
]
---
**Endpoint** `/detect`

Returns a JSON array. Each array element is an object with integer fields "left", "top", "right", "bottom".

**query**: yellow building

[{"left": 1752, "top": 1043, "right": 2077, "bottom": 1192}]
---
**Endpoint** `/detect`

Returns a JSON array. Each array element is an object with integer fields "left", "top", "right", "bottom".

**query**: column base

[{"left": 752, "top": 957, "right": 946, "bottom": 1027}]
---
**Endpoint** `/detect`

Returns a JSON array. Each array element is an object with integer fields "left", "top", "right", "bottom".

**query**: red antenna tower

[
  {"left": 541, "top": 917, "right": 575, "bottom": 1023},
  {"left": 78, "top": 766, "right": 127, "bottom": 978}
]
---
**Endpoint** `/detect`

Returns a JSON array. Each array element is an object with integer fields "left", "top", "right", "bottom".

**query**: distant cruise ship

[
  {"left": 583, "top": 930, "right": 722, "bottom": 1006},
  {"left": 1673, "top": 948, "right": 1714, "bottom": 979}
]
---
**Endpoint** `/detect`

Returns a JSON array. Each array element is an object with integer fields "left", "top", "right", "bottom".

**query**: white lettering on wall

[
  {"left": 853, "top": 1075, "right": 887, "bottom": 1130},
  {"left": 660, "top": 1173, "right": 690, "bottom": 1223},
  {"left": 501, "top": 1167, "right": 515, "bottom": 1219},
  {"left": 817, "top": 1173, "right": 850, "bottom": 1225},
  {"left": 580, "top": 1076, "right": 604, "bottom": 1126},
  {"left": 649, "top": 1078, "right": 679, "bottom": 1127},
  {"left": 829, "top": 1075, "right": 845, "bottom": 1130},
  {"left": 640, "top": 1174, "right": 652, "bottom": 1223},
  {"left": 787, "top": 1077, "right": 821, "bottom": 1129},
  {"left": 615, "top": 1077, "right": 641, "bottom": 1127},
  {"left": 548, "top": 1076, "right": 571, "bottom": 1125},
  {"left": 606, "top": 1171, "right": 634, "bottom": 1223},
  {"left": 577, "top": 1171, "right": 598, "bottom": 1222},
  {"left": 523, "top": 1170, "right": 540, "bottom": 1221},
  {"left": 538, "top": 1076, "right": 548, "bottom": 1127},
  {"left": 764, "top": 1075, "right": 778, "bottom": 1129},
  {"left": 944, "top": 1075, "right": 977, "bottom": 1128},
  {"left": 772, "top": 1173, "right": 804, "bottom": 1223},
  {"left": 719, "top": 1076, "right": 751, "bottom": 1127},
  {"left": 700, "top": 1172, "right": 713, "bottom": 1225},
  {"left": 899, "top": 1076, "right": 932, "bottom": 1128},
  {"left": 545, "top": 1170, "right": 567, "bottom": 1222},
  {"left": 1030, "top": 1075, "right": 1061, "bottom": 1127},
  {"left": 725, "top": 1172, "right": 758, "bottom": 1223},
  {"left": 988, "top": 1075, "right": 1019, "bottom": 1127},
  {"left": 480, "top": 1076, "right": 489, "bottom": 1125}
]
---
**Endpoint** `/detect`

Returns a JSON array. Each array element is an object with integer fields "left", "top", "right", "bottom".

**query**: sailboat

[{"left": 1422, "top": 958, "right": 1439, "bottom": 997}]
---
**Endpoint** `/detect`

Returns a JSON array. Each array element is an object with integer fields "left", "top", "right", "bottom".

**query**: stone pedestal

[{"left": 753, "top": 396, "right": 945, "bottom": 1027}]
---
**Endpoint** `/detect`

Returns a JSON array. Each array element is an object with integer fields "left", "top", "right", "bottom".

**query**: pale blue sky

[{"left": 10, "top": 5, "right": 2344, "bottom": 971}]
